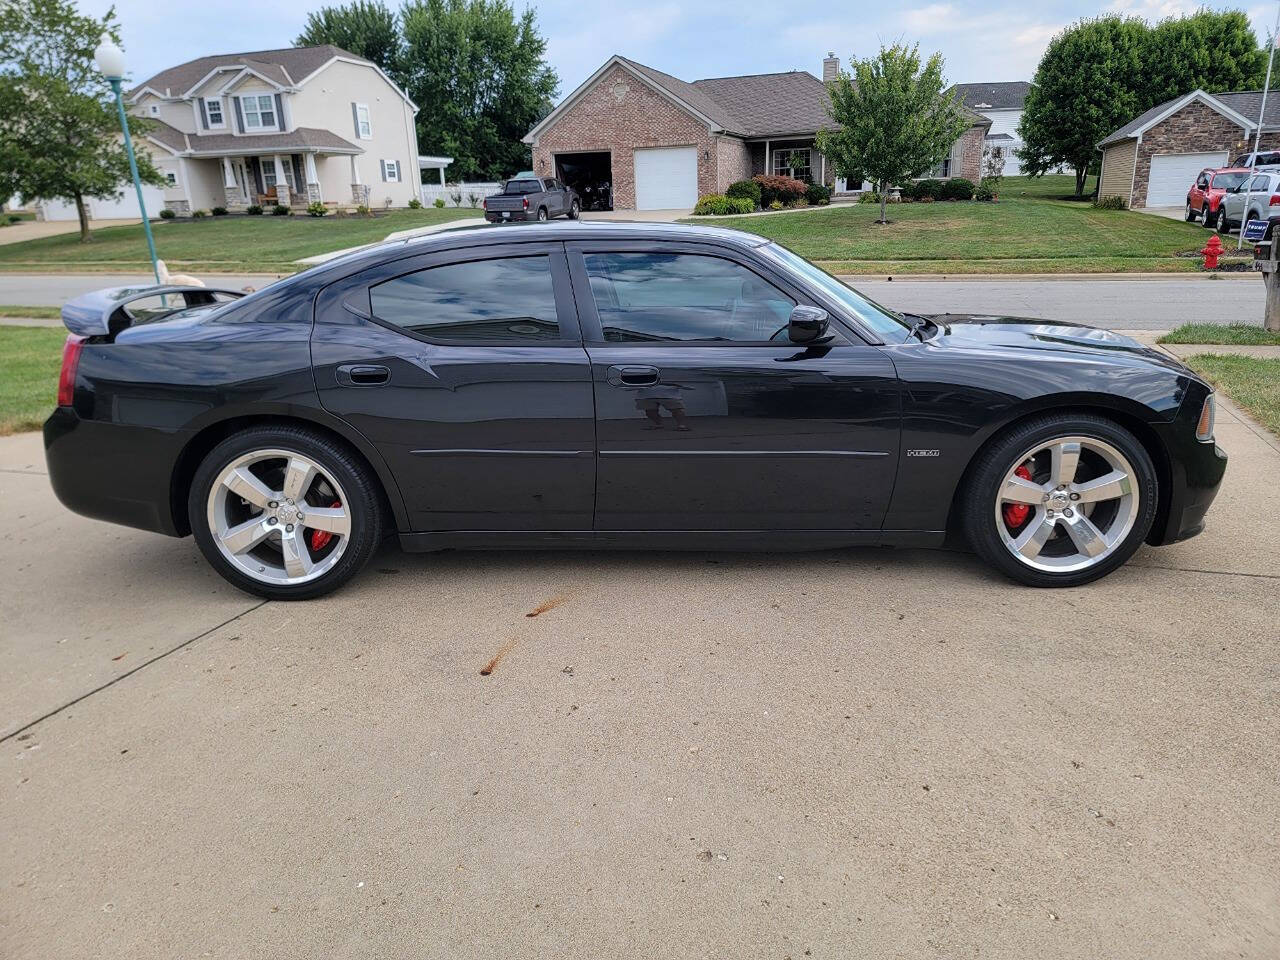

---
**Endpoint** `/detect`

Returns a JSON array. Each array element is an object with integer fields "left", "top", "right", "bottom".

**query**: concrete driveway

[{"left": 2, "top": 391, "right": 1278, "bottom": 957}]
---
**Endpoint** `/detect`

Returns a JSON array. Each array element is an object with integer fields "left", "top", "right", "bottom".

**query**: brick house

[
  {"left": 523, "top": 54, "right": 990, "bottom": 211},
  {"left": 1098, "top": 89, "right": 1280, "bottom": 209}
]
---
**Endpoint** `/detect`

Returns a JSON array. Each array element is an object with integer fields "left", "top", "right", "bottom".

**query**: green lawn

[
  {"left": 1185, "top": 355, "right": 1280, "bottom": 435},
  {"left": 687, "top": 174, "right": 1225, "bottom": 274},
  {"left": 1159, "top": 323, "right": 1280, "bottom": 345},
  {"left": 0, "top": 326, "right": 65, "bottom": 435},
  {"left": 0, "top": 305, "right": 61, "bottom": 319},
  {"left": 0, "top": 207, "right": 481, "bottom": 274}
]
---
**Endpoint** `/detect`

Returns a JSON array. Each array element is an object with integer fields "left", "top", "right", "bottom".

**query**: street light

[{"left": 94, "top": 34, "right": 160, "bottom": 282}]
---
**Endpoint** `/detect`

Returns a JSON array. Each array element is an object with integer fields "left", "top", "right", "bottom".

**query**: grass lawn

[
  {"left": 0, "top": 326, "right": 65, "bottom": 435},
  {"left": 1184, "top": 355, "right": 1280, "bottom": 436},
  {"left": 1159, "top": 323, "right": 1280, "bottom": 345},
  {"left": 0, "top": 305, "right": 61, "bottom": 319},
  {"left": 687, "top": 174, "right": 1227, "bottom": 274},
  {"left": 0, "top": 207, "right": 481, "bottom": 274}
]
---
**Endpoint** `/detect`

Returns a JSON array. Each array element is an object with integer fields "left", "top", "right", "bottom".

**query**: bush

[
  {"left": 355, "top": 204, "right": 371, "bottom": 216},
  {"left": 726, "top": 179, "right": 762, "bottom": 207},
  {"left": 975, "top": 182, "right": 996, "bottom": 202},
  {"left": 857, "top": 191, "right": 880, "bottom": 204},
  {"left": 159, "top": 208, "right": 176, "bottom": 219},
  {"left": 307, "top": 202, "right": 327, "bottom": 217},
  {"left": 272, "top": 204, "right": 290, "bottom": 216},
  {"left": 805, "top": 183, "right": 831, "bottom": 206},
  {"left": 768, "top": 199, "right": 784, "bottom": 211},
  {"left": 211, "top": 206, "right": 227, "bottom": 216},
  {"left": 914, "top": 178, "right": 946, "bottom": 201},
  {"left": 192, "top": 209, "right": 208, "bottom": 218},
  {"left": 246, "top": 204, "right": 263, "bottom": 215},
  {"left": 942, "top": 177, "right": 974, "bottom": 201},
  {"left": 753, "top": 174, "right": 806, "bottom": 207},
  {"left": 433, "top": 197, "right": 445, "bottom": 209},
  {"left": 408, "top": 198, "right": 422, "bottom": 209},
  {"left": 692, "top": 194, "right": 755, "bottom": 215},
  {"left": 1094, "top": 195, "right": 1127, "bottom": 210}
]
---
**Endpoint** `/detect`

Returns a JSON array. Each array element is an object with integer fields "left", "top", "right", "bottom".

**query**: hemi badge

[{"left": 907, "top": 449, "right": 941, "bottom": 457}]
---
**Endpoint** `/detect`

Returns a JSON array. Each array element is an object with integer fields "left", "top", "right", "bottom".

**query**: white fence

[{"left": 420, "top": 181, "right": 503, "bottom": 208}]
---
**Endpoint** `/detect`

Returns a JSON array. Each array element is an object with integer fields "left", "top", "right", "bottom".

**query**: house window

[
  {"left": 206, "top": 97, "right": 224, "bottom": 127},
  {"left": 772, "top": 148, "right": 812, "bottom": 182},
  {"left": 148, "top": 104, "right": 159, "bottom": 117},
  {"left": 164, "top": 171, "right": 178, "bottom": 186},
  {"left": 242, "top": 94, "right": 276, "bottom": 129},
  {"left": 356, "top": 103, "right": 372, "bottom": 139},
  {"left": 262, "top": 161, "right": 295, "bottom": 191},
  {"left": 382, "top": 159, "right": 401, "bottom": 182}
]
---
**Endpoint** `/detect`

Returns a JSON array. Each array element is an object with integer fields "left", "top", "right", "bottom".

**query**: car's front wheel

[
  {"left": 1185, "top": 200, "right": 1197, "bottom": 222},
  {"left": 1218, "top": 209, "right": 1232, "bottom": 235},
  {"left": 189, "top": 425, "right": 383, "bottom": 599},
  {"left": 962, "top": 414, "right": 1157, "bottom": 587},
  {"left": 568, "top": 200, "right": 580, "bottom": 219},
  {"left": 1203, "top": 203, "right": 1217, "bottom": 228}
]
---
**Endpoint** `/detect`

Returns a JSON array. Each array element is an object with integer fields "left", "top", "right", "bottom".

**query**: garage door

[
  {"left": 1146, "top": 152, "right": 1228, "bottom": 207},
  {"left": 36, "top": 185, "right": 165, "bottom": 221},
  {"left": 633, "top": 146, "right": 697, "bottom": 210}
]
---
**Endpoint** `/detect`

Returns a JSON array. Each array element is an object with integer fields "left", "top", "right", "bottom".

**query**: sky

[{"left": 80, "top": 0, "right": 1279, "bottom": 96}]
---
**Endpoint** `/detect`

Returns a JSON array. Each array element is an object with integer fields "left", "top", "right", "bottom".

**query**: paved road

[
  {"left": 0, "top": 272, "right": 1264, "bottom": 331},
  {"left": 2, "top": 375, "right": 1278, "bottom": 956}
]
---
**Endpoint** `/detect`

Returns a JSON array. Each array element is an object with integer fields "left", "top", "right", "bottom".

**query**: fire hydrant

[{"left": 1201, "top": 234, "right": 1223, "bottom": 270}]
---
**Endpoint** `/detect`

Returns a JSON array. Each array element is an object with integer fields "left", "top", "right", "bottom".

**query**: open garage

[{"left": 554, "top": 151, "right": 613, "bottom": 211}]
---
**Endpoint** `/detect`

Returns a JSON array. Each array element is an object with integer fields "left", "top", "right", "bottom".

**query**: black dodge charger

[{"left": 45, "top": 222, "right": 1226, "bottom": 599}]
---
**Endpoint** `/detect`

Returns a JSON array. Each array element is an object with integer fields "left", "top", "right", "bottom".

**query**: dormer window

[
  {"left": 149, "top": 103, "right": 159, "bottom": 116},
  {"left": 206, "top": 97, "right": 224, "bottom": 127},
  {"left": 242, "top": 94, "right": 276, "bottom": 129}
]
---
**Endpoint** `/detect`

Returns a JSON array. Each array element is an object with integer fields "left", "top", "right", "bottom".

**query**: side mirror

[{"left": 787, "top": 305, "right": 829, "bottom": 344}]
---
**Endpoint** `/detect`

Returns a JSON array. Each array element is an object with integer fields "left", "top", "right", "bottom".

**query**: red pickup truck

[{"left": 1186, "top": 167, "right": 1250, "bottom": 227}]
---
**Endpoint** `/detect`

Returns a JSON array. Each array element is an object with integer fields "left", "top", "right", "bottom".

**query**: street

[{"left": 0, "top": 272, "right": 1267, "bottom": 331}]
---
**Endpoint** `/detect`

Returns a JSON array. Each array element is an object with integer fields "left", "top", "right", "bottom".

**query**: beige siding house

[{"left": 127, "top": 45, "right": 420, "bottom": 214}]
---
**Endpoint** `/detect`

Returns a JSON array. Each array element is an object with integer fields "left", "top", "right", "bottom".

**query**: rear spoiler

[{"left": 60, "top": 284, "right": 247, "bottom": 337}]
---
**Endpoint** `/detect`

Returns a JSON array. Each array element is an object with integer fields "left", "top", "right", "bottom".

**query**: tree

[
  {"left": 817, "top": 44, "right": 969, "bottom": 225},
  {"left": 399, "top": 0, "right": 557, "bottom": 181},
  {"left": 1018, "top": 17, "right": 1148, "bottom": 197},
  {"left": 1144, "top": 10, "right": 1268, "bottom": 106},
  {"left": 295, "top": 1, "right": 402, "bottom": 80},
  {"left": 0, "top": 0, "right": 163, "bottom": 241}
]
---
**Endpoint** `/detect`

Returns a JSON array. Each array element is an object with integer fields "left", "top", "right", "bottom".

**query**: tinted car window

[
  {"left": 1249, "top": 175, "right": 1271, "bottom": 191},
  {"left": 1213, "top": 172, "right": 1247, "bottom": 190},
  {"left": 369, "top": 256, "right": 561, "bottom": 342},
  {"left": 503, "top": 180, "right": 543, "bottom": 195},
  {"left": 583, "top": 252, "right": 795, "bottom": 342}
]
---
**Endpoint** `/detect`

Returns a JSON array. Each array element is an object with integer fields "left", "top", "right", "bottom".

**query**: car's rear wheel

[
  {"left": 189, "top": 426, "right": 383, "bottom": 599},
  {"left": 1185, "top": 200, "right": 1197, "bottom": 222},
  {"left": 568, "top": 200, "right": 580, "bottom": 219},
  {"left": 962, "top": 414, "right": 1157, "bottom": 587},
  {"left": 537, "top": 207, "right": 548, "bottom": 222}
]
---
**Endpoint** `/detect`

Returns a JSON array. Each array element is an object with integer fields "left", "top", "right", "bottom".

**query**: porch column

[
  {"left": 304, "top": 153, "right": 321, "bottom": 203},
  {"left": 350, "top": 155, "right": 361, "bottom": 184},
  {"left": 438, "top": 167, "right": 445, "bottom": 187},
  {"left": 765, "top": 139, "right": 771, "bottom": 176},
  {"left": 273, "top": 154, "right": 289, "bottom": 204},
  {"left": 350, "top": 154, "right": 368, "bottom": 206},
  {"left": 221, "top": 155, "right": 236, "bottom": 189}
]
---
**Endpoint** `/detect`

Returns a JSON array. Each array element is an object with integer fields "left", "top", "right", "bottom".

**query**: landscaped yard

[
  {"left": 689, "top": 175, "right": 1234, "bottom": 274},
  {"left": 0, "top": 326, "right": 65, "bottom": 435},
  {"left": 1184, "top": 355, "right": 1280, "bottom": 435},
  {"left": 1159, "top": 323, "right": 1280, "bottom": 346},
  {"left": 0, "top": 207, "right": 481, "bottom": 274}
]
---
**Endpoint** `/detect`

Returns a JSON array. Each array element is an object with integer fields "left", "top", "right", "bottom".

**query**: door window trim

[{"left": 564, "top": 241, "right": 854, "bottom": 347}]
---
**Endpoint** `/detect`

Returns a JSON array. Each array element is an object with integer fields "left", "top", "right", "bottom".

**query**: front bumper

[{"left": 1148, "top": 387, "right": 1228, "bottom": 545}]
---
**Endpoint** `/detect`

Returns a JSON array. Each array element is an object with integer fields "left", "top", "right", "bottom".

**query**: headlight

[{"left": 1196, "top": 393, "right": 1216, "bottom": 441}]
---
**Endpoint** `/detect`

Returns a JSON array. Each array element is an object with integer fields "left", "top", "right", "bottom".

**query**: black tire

[
  {"left": 568, "top": 200, "right": 580, "bottom": 219},
  {"left": 188, "top": 424, "right": 384, "bottom": 600},
  {"left": 537, "top": 207, "right": 548, "bottom": 222},
  {"left": 1185, "top": 200, "right": 1197, "bottom": 222},
  {"left": 1203, "top": 203, "right": 1217, "bottom": 228},
  {"left": 961, "top": 413, "right": 1158, "bottom": 587},
  {"left": 1218, "top": 210, "right": 1232, "bottom": 235}
]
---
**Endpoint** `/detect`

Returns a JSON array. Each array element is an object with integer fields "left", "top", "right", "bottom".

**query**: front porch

[{"left": 209, "top": 152, "right": 370, "bottom": 212}]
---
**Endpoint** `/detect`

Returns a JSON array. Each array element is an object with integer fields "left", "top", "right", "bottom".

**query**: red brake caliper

[
  {"left": 1002, "top": 464, "right": 1034, "bottom": 528},
  {"left": 309, "top": 500, "right": 342, "bottom": 551}
]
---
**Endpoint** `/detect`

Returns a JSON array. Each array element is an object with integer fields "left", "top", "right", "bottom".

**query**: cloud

[{"left": 902, "top": 4, "right": 958, "bottom": 32}]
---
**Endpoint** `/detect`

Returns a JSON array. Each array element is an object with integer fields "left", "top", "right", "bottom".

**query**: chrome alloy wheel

[
  {"left": 207, "top": 448, "right": 352, "bottom": 587},
  {"left": 994, "top": 436, "right": 1140, "bottom": 574}
]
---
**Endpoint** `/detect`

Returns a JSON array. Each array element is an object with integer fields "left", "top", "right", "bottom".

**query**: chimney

[{"left": 822, "top": 52, "right": 840, "bottom": 84}]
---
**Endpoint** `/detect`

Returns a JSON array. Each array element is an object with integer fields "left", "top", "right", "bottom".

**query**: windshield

[
  {"left": 762, "top": 243, "right": 910, "bottom": 340},
  {"left": 503, "top": 180, "right": 542, "bottom": 195},
  {"left": 1213, "top": 172, "right": 1248, "bottom": 190}
]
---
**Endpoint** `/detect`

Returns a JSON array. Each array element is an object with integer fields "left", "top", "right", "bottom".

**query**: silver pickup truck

[{"left": 483, "top": 177, "right": 581, "bottom": 223}]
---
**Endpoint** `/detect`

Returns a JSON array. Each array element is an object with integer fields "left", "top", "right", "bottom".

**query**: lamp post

[{"left": 94, "top": 35, "right": 160, "bottom": 283}]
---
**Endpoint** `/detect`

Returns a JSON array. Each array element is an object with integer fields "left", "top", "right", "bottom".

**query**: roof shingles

[{"left": 130, "top": 45, "right": 365, "bottom": 98}]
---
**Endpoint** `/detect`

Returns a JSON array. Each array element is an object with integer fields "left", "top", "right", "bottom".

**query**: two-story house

[
  {"left": 127, "top": 44, "right": 421, "bottom": 214},
  {"left": 949, "top": 82, "right": 1032, "bottom": 176}
]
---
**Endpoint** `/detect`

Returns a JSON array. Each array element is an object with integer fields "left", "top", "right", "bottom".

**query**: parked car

[
  {"left": 1185, "top": 167, "right": 1250, "bottom": 227},
  {"left": 483, "top": 176, "right": 580, "bottom": 222},
  {"left": 45, "top": 223, "right": 1226, "bottom": 599},
  {"left": 1230, "top": 150, "right": 1280, "bottom": 168},
  {"left": 1215, "top": 170, "right": 1280, "bottom": 237}
]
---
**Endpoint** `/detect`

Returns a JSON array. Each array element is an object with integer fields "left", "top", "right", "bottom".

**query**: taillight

[
  {"left": 57, "top": 334, "right": 85, "bottom": 407},
  {"left": 1269, "top": 194, "right": 1280, "bottom": 206},
  {"left": 482, "top": 197, "right": 486, "bottom": 210},
  {"left": 1196, "top": 394, "right": 1216, "bottom": 441},
  {"left": 523, "top": 196, "right": 528, "bottom": 209}
]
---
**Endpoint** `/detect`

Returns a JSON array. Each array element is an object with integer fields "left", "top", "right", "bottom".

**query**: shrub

[
  {"left": 355, "top": 204, "right": 371, "bottom": 216},
  {"left": 307, "top": 202, "right": 327, "bottom": 217},
  {"left": 692, "top": 194, "right": 754, "bottom": 215},
  {"left": 211, "top": 206, "right": 228, "bottom": 216},
  {"left": 917, "top": 194, "right": 935, "bottom": 203},
  {"left": 975, "top": 182, "right": 996, "bottom": 202},
  {"left": 408, "top": 198, "right": 422, "bottom": 209},
  {"left": 246, "top": 204, "right": 263, "bottom": 215},
  {"left": 433, "top": 197, "right": 446, "bottom": 209},
  {"left": 805, "top": 183, "right": 831, "bottom": 206},
  {"left": 6, "top": 214, "right": 20, "bottom": 223},
  {"left": 159, "top": 208, "right": 176, "bottom": 219},
  {"left": 449, "top": 189, "right": 463, "bottom": 207},
  {"left": 915, "top": 178, "right": 946, "bottom": 201},
  {"left": 753, "top": 174, "right": 806, "bottom": 207},
  {"left": 857, "top": 191, "right": 880, "bottom": 204},
  {"left": 942, "top": 177, "right": 975, "bottom": 201},
  {"left": 192, "top": 209, "right": 208, "bottom": 218},
  {"left": 726, "top": 179, "right": 762, "bottom": 207},
  {"left": 272, "top": 204, "right": 290, "bottom": 216},
  {"left": 768, "top": 199, "right": 784, "bottom": 210},
  {"left": 1094, "top": 195, "right": 1127, "bottom": 210},
  {"left": 468, "top": 192, "right": 480, "bottom": 207}
]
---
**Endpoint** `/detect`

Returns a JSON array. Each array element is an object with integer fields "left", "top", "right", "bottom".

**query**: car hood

[{"left": 926, "top": 314, "right": 1189, "bottom": 372}]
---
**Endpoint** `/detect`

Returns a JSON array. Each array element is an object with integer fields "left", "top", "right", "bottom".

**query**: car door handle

[
  {"left": 607, "top": 364, "right": 659, "bottom": 386},
  {"left": 336, "top": 363, "right": 391, "bottom": 387}
]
